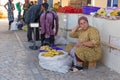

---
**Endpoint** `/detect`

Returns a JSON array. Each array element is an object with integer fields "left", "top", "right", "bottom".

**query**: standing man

[
  {"left": 25, "top": 2, "right": 41, "bottom": 42},
  {"left": 4, "top": 0, "right": 15, "bottom": 30},
  {"left": 16, "top": 2, "right": 22, "bottom": 22},
  {"left": 40, "top": 3, "right": 59, "bottom": 46}
]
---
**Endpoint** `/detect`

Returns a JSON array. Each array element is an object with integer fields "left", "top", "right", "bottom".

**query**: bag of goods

[
  {"left": 10, "top": 21, "right": 18, "bottom": 30},
  {"left": 38, "top": 46, "right": 73, "bottom": 73}
]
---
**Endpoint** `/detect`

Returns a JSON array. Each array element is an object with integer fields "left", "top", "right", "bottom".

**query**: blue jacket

[{"left": 25, "top": 4, "right": 41, "bottom": 23}]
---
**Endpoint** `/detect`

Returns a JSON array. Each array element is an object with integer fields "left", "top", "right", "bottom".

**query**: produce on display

[
  {"left": 110, "top": 10, "right": 120, "bottom": 16},
  {"left": 92, "top": 7, "right": 120, "bottom": 20},
  {"left": 40, "top": 45, "right": 63, "bottom": 57},
  {"left": 57, "top": 6, "right": 82, "bottom": 13},
  {"left": 40, "top": 45, "right": 52, "bottom": 51},
  {"left": 95, "top": 8, "right": 107, "bottom": 16},
  {"left": 41, "top": 49, "right": 63, "bottom": 57}
]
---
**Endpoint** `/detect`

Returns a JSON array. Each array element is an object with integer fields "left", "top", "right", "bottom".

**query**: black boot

[
  {"left": 50, "top": 35, "right": 55, "bottom": 46},
  {"left": 41, "top": 34, "right": 45, "bottom": 46}
]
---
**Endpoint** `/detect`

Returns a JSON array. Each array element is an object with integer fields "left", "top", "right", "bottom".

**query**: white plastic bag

[
  {"left": 38, "top": 50, "right": 73, "bottom": 73},
  {"left": 55, "top": 35, "right": 69, "bottom": 45},
  {"left": 10, "top": 21, "right": 18, "bottom": 30}
]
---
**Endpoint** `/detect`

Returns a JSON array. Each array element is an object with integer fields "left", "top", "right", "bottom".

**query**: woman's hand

[{"left": 71, "top": 25, "right": 80, "bottom": 33}]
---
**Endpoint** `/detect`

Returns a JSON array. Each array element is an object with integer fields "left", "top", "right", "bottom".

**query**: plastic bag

[
  {"left": 38, "top": 50, "right": 73, "bottom": 73},
  {"left": 10, "top": 21, "right": 18, "bottom": 30},
  {"left": 55, "top": 35, "right": 69, "bottom": 45},
  {"left": 22, "top": 24, "right": 27, "bottom": 31}
]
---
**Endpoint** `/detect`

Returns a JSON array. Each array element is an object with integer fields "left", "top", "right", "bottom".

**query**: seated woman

[{"left": 66, "top": 16, "right": 102, "bottom": 71}]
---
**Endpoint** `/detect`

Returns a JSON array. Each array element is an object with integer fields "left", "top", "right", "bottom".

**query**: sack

[
  {"left": 10, "top": 21, "right": 18, "bottom": 30},
  {"left": 22, "top": 24, "right": 27, "bottom": 31},
  {"left": 38, "top": 50, "right": 73, "bottom": 73}
]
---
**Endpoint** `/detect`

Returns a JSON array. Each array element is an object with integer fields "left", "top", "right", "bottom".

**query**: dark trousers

[
  {"left": 41, "top": 34, "right": 54, "bottom": 46},
  {"left": 27, "top": 24, "right": 39, "bottom": 41},
  {"left": 9, "top": 20, "right": 13, "bottom": 30},
  {"left": 18, "top": 11, "right": 21, "bottom": 22},
  {"left": 18, "top": 24, "right": 23, "bottom": 29}
]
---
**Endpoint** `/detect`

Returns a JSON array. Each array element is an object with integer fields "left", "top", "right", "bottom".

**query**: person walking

[{"left": 4, "top": 0, "right": 15, "bottom": 30}]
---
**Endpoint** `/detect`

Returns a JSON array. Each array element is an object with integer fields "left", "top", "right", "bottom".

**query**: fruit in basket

[
  {"left": 40, "top": 45, "right": 52, "bottom": 51},
  {"left": 41, "top": 50, "right": 63, "bottom": 57},
  {"left": 41, "top": 52, "right": 54, "bottom": 57}
]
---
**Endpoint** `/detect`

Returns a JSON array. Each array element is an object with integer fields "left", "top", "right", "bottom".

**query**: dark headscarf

[{"left": 78, "top": 16, "right": 88, "bottom": 25}]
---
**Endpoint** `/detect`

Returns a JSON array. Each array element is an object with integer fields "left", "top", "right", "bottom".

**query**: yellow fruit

[
  {"left": 41, "top": 49, "right": 63, "bottom": 57},
  {"left": 97, "top": 8, "right": 107, "bottom": 16},
  {"left": 40, "top": 45, "right": 52, "bottom": 51},
  {"left": 110, "top": 10, "right": 120, "bottom": 16}
]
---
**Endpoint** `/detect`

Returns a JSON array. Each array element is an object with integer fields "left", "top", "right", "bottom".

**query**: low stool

[{"left": 83, "top": 61, "right": 97, "bottom": 69}]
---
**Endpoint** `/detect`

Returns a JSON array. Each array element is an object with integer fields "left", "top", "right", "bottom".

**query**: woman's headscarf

[{"left": 78, "top": 16, "right": 88, "bottom": 25}]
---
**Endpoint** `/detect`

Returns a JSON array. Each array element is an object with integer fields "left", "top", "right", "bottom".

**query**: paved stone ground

[{"left": 0, "top": 19, "right": 120, "bottom": 80}]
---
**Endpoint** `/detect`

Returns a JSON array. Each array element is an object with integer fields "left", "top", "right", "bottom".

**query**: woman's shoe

[
  {"left": 74, "top": 65, "right": 83, "bottom": 70},
  {"left": 70, "top": 65, "right": 83, "bottom": 72}
]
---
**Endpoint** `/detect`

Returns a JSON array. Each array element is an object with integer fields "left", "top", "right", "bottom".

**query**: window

[
  {"left": 107, "top": 0, "right": 118, "bottom": 7},
  {"left": 113, "top": 0, "right": 118, "bottom": 7}
]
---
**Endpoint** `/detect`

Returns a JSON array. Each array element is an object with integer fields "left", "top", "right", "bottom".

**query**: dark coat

[{"left": 25, "top": 4, "right": 41, "bottom": 23}]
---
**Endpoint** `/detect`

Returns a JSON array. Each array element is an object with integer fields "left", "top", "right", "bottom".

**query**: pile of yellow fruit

[
  {"left": 40, "top": 46, "right": 63, "bottom": 57},
  {"left": 96, "top": 8, "right": 107, "bottom": 16},
  {"left": 110, "top": 10, "right": 120, "bottom": 16},
  {"left": 41, "top": 49, "right": 63, "bottom": 57},
  {"left": 40, "top": 45, "right": 52, "bottom": 51}
]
